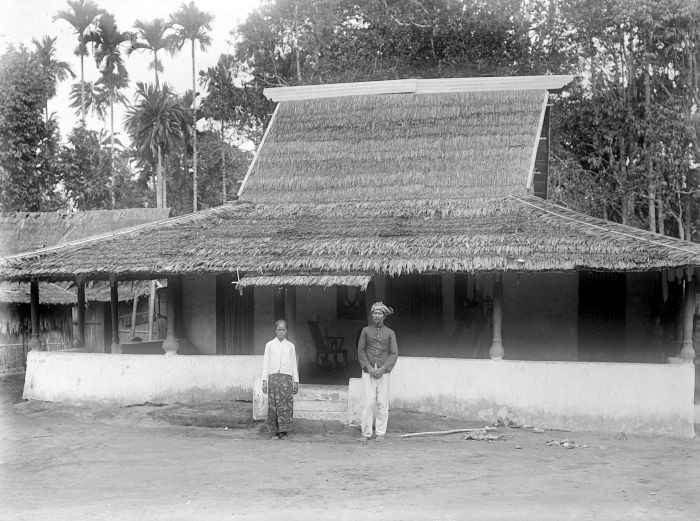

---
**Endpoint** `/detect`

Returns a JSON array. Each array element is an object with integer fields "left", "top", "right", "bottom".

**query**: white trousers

[{"left": 361, "top": 371, "right": 390, "bottom": 437}]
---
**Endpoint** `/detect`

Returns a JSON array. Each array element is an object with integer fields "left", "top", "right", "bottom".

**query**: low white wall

[
  {"left": 348, "top": 357, "right": 696, "bottom": 438},
  {"left": 23, "top": 351, "right": 263, "bottom": 406},
  {"left": 23, "top": 352, "right": 695, "bottom": 437}
]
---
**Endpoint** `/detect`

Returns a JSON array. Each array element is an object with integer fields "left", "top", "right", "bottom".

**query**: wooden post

[
  {"left": 147, "top": 280, "right": 156, "bottom": 341},
  {"left": 285, "top": 286, "right": 297, "bottom": 344},
  {"left": 442, "top": 274, "right": 455, "bottom": 336},
  {"left": 109, "top": 276, "right": 120, "bottom": 354},
  {"left": 162, "top": 276, "right": 180, "bottom": 355},
  {"left": 374, "top": 276, "right": 386, "bottom": 302},
  {"left": 29, "top": 279, "right": 42, "bottom": 351},
  {"left": 680, "top": 270, "right": 696, "bottom": 362},
  {"left": 130, "top": 293, "right": 138, "bottom": 341},
  {"left": 74, "top": 278, "right": 85, "bottom": 349},
  {"left": 489, "top": 273, "right": 504, "bottom": 360}
]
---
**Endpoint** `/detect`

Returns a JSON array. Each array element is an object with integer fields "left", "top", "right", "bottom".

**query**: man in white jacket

[{"left": 261, "top": 320, "right": 299, "bottom": 440}]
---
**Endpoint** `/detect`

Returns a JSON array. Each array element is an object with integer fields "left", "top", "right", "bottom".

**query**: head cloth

[{"left": 371, "top": 302, "right": 394, "bottom": 317}]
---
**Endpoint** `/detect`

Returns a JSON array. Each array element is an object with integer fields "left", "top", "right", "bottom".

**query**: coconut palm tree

[
  {"left": 124, "top": 83, "right": 187, "bottom": 208},
  {"left": 130, "top": 18, "right": 178, "bottom": 89},
  {"left": 170, "top": 2, "right": 214, "bottom": 213},
  {"left": 32, "top": 36, "right": 75, "bottom": 121},
  {"left": 53, "top": 0, "right": 104, "bottom": 125},
  {"left": 84, "top": 12, "right": 131, "bottom": 208},
  {"left": 68, "top": 79, "right": 127, "bottom": 128}
]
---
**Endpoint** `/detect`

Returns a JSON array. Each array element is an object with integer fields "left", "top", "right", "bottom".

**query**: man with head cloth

[{"left": 357, "top": 301, "right": 398, "bottom": 442}]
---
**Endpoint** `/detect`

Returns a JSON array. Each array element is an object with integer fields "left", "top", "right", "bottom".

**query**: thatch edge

[
  {"left": 237, "top": 104, "right": 280, "bottom": 198},
  {"left": 236, "top": 274, "right": 371, "bottom": 290},
  {"left": 511, "top": 195, "right": 700, "bottom": 257},
  {"left": 526, "top": 91, "right": 549, "bottom": 191},
  {"left": 0, "top": 203, "right": 246, "bottom": 265}
]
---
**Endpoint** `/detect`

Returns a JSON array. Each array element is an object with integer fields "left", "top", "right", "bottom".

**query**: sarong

[{"left": 267, "top": 372, "right": 294, "bottom": 433}]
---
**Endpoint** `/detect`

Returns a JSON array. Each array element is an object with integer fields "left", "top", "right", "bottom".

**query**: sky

[{"left": 0, "top": 0, "right": 262, "bottom": 142}]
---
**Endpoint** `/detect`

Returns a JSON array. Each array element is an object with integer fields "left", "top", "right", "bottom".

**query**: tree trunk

[
  {"left": 684, "top": 196, "right": 691, "bottom": 241},
  {"left": 162, "top": 148, "right": 167, "bottom": 209},
  {"left": 154, "top": 50, "right": 159, "bottom": 89},
  {"left": 80, "top": 53, "right": 86, "bottom": 125},
  {"left": 645, "top": 68, "right": 655, "bottom": 233},
  {"left": 676, "top": 211, "right": 685, "bottom": 240},
  {"left": 156, "top": 144, "right": 163, "bottom": 209},
  {"left": 657, "top": 195, "right": 665, "bottom": 235},
  {"left": 648, "top": 183, "right": 656, "bottom": 233},
  {"left": 192, "top": 39, "right": 198, "bottom": 214},
  {"left": 295, "top": 4, "right": 302, "bottom": 84},
  {"left": 110, "top": 92, "right": 115, "bottom": 209},
  {"left": 221, "top": 120, "right": 226, "bottom": 204}
]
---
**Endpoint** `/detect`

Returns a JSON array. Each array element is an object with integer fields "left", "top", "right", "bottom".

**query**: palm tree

[
  {"left": 170, "top": 1, "right": 214, "bottom": 213},
  {"left": 130, "top": 18, "right": 178, "bottom": 89},
  {"left": 68, "top": 80, "right": 118, "bottom": 127},
  {"left": 32, "top": 36, "right": 75, "bottom": 121},
  {"left": 125, "top": 83, "right": 187, "bottom": 208},
  {"left": 53, "top": 0, "right": 104, "bottom": 125},
  {"left": 84, "top": 12, "right": 131, "bottom": 208}
]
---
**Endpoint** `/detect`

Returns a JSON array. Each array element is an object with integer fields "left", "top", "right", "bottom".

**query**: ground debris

[
  {"left": 546, "top": 439, "right": 587, "bottom": 449},
  {"left": 464, "top": 428, "right": 511, "bottom": 442},
  {"left": 400, "top": 426, "right": 495, "bottom": 438}
]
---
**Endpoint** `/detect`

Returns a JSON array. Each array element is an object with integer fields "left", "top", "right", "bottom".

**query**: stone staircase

[
  {"left": 294, "top": 384, "right": 348, "bottom": 422},
  {"left": 253, "top": 379, "right": 350, "bottom": 423}
]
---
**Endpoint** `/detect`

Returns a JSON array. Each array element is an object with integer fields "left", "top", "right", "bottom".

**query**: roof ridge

[{"left": 264, "top": 75, "right": 574, "bottom": 102}]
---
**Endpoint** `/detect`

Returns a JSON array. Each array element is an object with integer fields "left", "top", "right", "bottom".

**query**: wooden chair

[{"left": 308, "top": 320, "right": 347, "bottom": 370}]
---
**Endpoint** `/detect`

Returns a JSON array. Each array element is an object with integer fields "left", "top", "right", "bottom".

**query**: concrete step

[
  {"left": 253, "top": 378, "right": 350, "bottom": 422},
  {"left": 294, "top": 398, "right": 347, "bottom": 412},
  {"left": 294, "top": 409, "right": 348, "bottom": 422},
  {"left": 296, "top": 384, "right": 348, "bottom": 402}
]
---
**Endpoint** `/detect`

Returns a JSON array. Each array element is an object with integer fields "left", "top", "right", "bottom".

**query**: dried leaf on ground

[{"left": 546, "top": 439, "right": 587, "bottom": 449}]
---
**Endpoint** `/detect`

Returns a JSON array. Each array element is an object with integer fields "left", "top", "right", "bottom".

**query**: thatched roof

[
  {"left": 240, "top": 89, "right": 548, "bottom": 203},
  {"left": 1, "top": 76, "right": 699, "bottom": 282},
  {"left": 0, "top": 279, "right": 153, "bottom": 305},
  {"left": 1, "top": 194, "right": 699, "bottom": 281},
  {"left": 0, "top": 282, "right": 75, "bottom": 305},
  {"left": 0, "top": 208, "right": 171, "bottom": 257},
  {"left": 82, "top": 280, "right": 156, "bottom": 302},
  {"left": 236, "top": 275, "right": 371, "bottom": 290}
]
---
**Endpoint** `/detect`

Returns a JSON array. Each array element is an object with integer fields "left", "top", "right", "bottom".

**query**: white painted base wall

[
  {"left": 23, "top": 352, "right": 695, "bottom": 437},
  {"left": 347, "top": 357, "right": 696, "bottom": 438},
  {"left": 23, "top": 351, "right": 263, "bottom": 406}
]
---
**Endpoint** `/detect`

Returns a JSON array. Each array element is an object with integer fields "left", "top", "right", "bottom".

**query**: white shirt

[{"left": 261, "top": 338, "right": 299, "bottom": 383}]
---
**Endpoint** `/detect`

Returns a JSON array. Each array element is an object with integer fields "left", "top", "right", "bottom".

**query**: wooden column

[
  {"left": 28, "top": 279, "right": 42, "bottom": 351},
  {"left": 74, "top": 279, "right": 85, "bottom": 349},
  {"left": 285, "top": 286, "right": 297, "bottom": 344},
  {"left": 147, "top": 280, "right": 156, "bottom": 341},
  {"left": 374, "top": 276, "right": 386, "bottom": 302},
  {"left": 680, "top": 270, "right": 696, "bottom": 362},
  {"left": 489, "top": 273, "right": 504, "bottom": 360},
  {"left": 442, "top": 274, "right": 455, "bottom": 336},
  {"left": 109, "top": 277, "right": 120, "bottom": 354},
  {"left": 162, "top": 276, "right": 180, "bottom": 355},
  {"left": 129, "top": 293, "right": 138, "bottom": 341}
]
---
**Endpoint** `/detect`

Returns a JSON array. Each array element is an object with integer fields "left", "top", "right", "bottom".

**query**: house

[
  {"left": 0, "top": 208, "right": 170, "bottom": 371},
  {"left": 1, "top": 77, "right": 696, "bottom": 436}
]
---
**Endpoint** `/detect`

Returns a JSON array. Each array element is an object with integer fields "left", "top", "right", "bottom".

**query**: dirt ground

[{"left": 1, "top": 374, "right": 699, "bottom": 521}]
